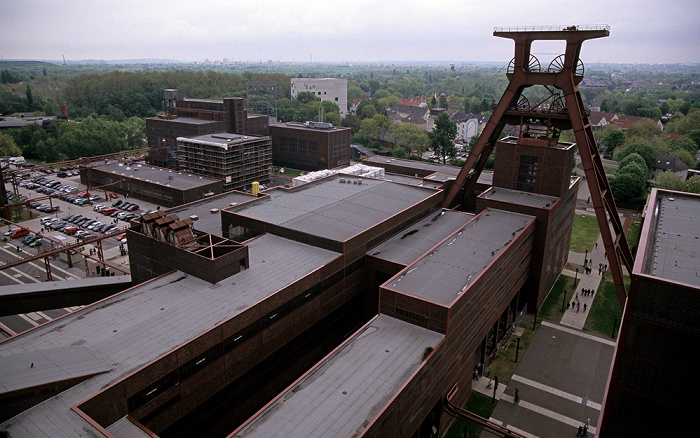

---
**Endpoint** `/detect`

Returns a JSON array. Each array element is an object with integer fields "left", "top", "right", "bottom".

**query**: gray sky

[{"left": 2, "top": 0, "right": 698, "bottom": 65}]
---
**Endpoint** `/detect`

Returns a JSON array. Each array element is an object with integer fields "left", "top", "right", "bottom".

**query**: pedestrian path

[{"left": 560, "top": 232, "right": 608, "bottom": 329}]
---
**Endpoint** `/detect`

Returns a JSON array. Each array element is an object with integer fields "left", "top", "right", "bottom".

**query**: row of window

[
  {"left": 126, "top": 258, "right": 365, "bottom": 413},
  {"left": 516, "top": 155, "right": 538, "bottom": 192},
  {"left": 278, "top": 137, "right": 318, "bottom": 155}
]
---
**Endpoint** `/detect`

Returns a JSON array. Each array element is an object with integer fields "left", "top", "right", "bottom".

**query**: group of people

[
  {"left": 576, "top": 418, "right": 590, "bottom": 436},
  {"left": 567, "top": 301, "right": 587, "bottom": 312},
  {"left": 580, "top": 288, "right": 594, "bottom": 297},
  {"left": 598, "top": 262, "right": 608, "bottom": 275}
]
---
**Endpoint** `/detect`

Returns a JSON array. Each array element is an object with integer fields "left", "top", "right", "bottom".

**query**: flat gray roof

[
  {"left": 365, "top": 156, "right": 493, "bottom": 185},
  {"left": 181, "top": 132, "right": 268, "bottom": 147},
  {"left": 640, "top": 190, "right": 700, "bottom": 286},
  {"left": 479, "top": 187, "right": 559, "bottom": 209},
  {"left": 146, "top": 116, "right": 220, "bottom": 125},
  {"left": 96, "top": 163, "right": 221, "bottom": 190},
  {"left": 369, "top": 209, "right": 474, "bottom": 266},
  {"left": 234, "top": 314, "right": 443, "bottom": 438},
  {"left": 382, "top": 173, "right": 444, "bottom": 188},
  {"left": 0, "top": 346, "right": 110, "bottom": 396},
  {"left": 165, "top": 190, "right": 258, "bottom": 236},
  {"left": 229, "top": 174, "right": 440, "bottom": 242},
  {"left": 386, "top": 208, "right": 535, "bottom": 306},
  {"left": 271, "top": 122, "right": 350, "bottom": 133},
  {"left": 499, "top": 136, "right": 575, "bottom": 150},
  {"left": 0, "top": 234, "right": 339, "bottom": 437}
]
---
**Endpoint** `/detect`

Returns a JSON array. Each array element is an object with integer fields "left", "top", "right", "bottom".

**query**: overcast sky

[{"left": 2, "top": 0, "right": 698, "bottom": 65}]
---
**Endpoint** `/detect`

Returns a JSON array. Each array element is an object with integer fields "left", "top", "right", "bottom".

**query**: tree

[
  {"left": 672, "top": 149, "right": 695, "bottom": 167},
  {"left": 25, "top": 85, "right": 34, "bottom": 111},
  {"left": 625, "top": 119, "right": 661, "bottom": 141},
  {"left": 390, "top": 123, "right": 429, "bottom": 155},
  {"left": 295, "top": 91, "right": 318, "bottom": 105},
  {"left": 0, "top": 132, "right": 22, "bottom": 157},
  {"left": 615, "top": 142, "right": 655, "bottom": 170},
  {"left": 438, "top": 95, "right": 448, "bottom": 108},
  {"left": 341, "top": 114, "right": 361, "bottom": 134},
  {"left": 599, "top": 126, "right": 625, "bottom": 150},
  {"left": 347, "top": 86, "right": 363, "bottom": 101},
  {"left": 429, "top": 112, "right": 458, "bottom": 164},
  {"left": 360, "top": 104, "right": 377, "bottom": 119},
  {"left": 652, "top": 172, "right": 686, "bottom": 191},
  {"left": 610, "top": 173, "right": 645, "bottom": 202},
  {"left": 358, "top": 114, "right": 393, "bottom": 144},
  {"left": 619, "top": 153, "right": 648, "bottom": 172}
]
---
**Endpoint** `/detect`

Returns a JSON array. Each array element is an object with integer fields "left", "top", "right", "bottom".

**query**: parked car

[
  {"left": 28, "top": 237, "right": 43, "bottom": 248},
  {"left": 112, "top": 200, "right": 124, "bottom": 208},
  {"left": 126, "top": 204, "right": 139, "bottom": 212},
  {"left": 10, "top": 228, "right": 30, "bottom": 238},
  {"left": 108, "top": 192, "right": 119, "bottom": 199}
]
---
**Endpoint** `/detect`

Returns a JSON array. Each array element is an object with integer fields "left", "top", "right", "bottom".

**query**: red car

[
  {"left": 10, "top": 228, "right": 30, "bottom": 238},
  {"left": 108, "top": 192, "right": 119, "bottom": 199}
]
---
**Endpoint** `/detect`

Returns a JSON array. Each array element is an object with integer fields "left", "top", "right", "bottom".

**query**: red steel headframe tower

[{"left": 443, "top": 25, "right": 633, "bottom": 306}]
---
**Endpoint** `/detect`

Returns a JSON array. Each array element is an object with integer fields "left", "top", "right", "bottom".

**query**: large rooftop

[
  {"left": 95, "top": 162, "right": 221, "bottom": 190},
  {"left": 179, "top": 132, "right": 269, "bottom": 148},
  {"left": 165, "top": 190, "right": 257, "bottom": 236},
  {"left": 369, "top": 209, "right": 474, "bottom": 266},
  {"left": 234, "top": 314, "right": 443, "bottom": 438},
  {"left": 385, "top": 208, "right": 535, "bottom": 306},
  {"left": 145, "top": 115, "right": 220, "bottom": 125},
  {"left": 638, "top": 190, "right": 700, "bottom": 287},
  {"left": 0, "top": 234, "right": 339, "bottom": 437},
  {"left": 228, "top": 174, "right": 440, "bottom": 242}
]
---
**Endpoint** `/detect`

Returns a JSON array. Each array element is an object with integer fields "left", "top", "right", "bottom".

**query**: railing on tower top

[{"left": 493, "top": 25, "right": 610, "bottom": 33}]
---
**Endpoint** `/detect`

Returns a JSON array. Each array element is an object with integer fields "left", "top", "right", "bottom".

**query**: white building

[{"left": 291, "top": 78, "right": 348, "bottom": 116}]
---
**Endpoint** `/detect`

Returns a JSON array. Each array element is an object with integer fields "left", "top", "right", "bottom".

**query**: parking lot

[{"left": 1, "top": 169, "right": 165, "bottom": 338}]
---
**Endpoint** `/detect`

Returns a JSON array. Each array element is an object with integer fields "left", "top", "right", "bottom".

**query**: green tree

[
  {"left": 0, "top": 132, "right": 22, "bottom": 157},
  {"left": 625, "top": 119, "right": 661, "bottom": 141},
  {"left": 438, "top": 95, "right": 448, "bottom": 108},
  {"left": 25, "top": 84, "right": 34, "bottom": 111},
  {"left": 347, "top": 86, "right": 363, "bottom": 101},
  {"left": 619, "top": 153, "right": 648, "bottom": 172},
  {"left": 295, "top": 91, "right": 318, "bottom": 105},
  {"left": 390, "top": 122, "right": 429, "bottom": 155},
  {"left": 429, "top": 112, "right": 458, "bottom": 164},
  {"left": 360, "top": 104, "right": 377, "bottom": 119},
  {"left": 672, "top": 149, "right": 695, "bottom": 167},
  {"left": 599, "top": 126, "right": 625, "bottom": 150},
  {"left": 615, "top": 142, "right": 655, "bottom": 170},
  {"left": 652, "top": 171, "right": 686, "bottom": 191},
  {"left": 610, "top": 173, "right": 645, "bottom": 202},
  {"left": 358, "top": 114, "right": 393, "bottom": 143},
  {"left": 341, "top": 114, "right": 361, "bottom": 134}
]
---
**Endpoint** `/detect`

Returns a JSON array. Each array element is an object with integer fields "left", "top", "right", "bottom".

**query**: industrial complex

[{"left": 0, "top": 26, "right": 697, "bottom": 438}]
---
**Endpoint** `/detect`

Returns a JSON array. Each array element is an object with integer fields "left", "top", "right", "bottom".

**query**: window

[
  {"left": 516, "top": 155, "right": 538, "bottom": 192},
  {"left": 335, "top": 97, "right": 339, "bottom": 101}
]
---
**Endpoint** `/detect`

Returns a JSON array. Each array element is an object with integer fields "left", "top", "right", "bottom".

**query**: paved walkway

[{"left": 479, "top": 322, "right": 615, "bottom": 438}]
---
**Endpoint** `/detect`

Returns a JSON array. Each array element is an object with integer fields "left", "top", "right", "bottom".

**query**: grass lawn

[
  {"left": 444, "top": 392, "right": 496, "bottom": 438},
  {"left": 627, "top": 219, "right": 641, "bottom": 247},
  {"left": 569, "top": 213, "right": 600, "bottom": 253},
  {"left": 539, "top": 275, "right": 579, "bottom": 323},
  {"left": 276, "top": 167, "right": 305, "bottom": 177},
  {"left": 586, "top": 275, "right": 628, "bottom": 338}
]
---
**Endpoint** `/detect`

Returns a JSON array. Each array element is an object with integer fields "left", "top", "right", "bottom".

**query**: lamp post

[{"left": 584, "top": 249, "right": 588, "bottom": 267}]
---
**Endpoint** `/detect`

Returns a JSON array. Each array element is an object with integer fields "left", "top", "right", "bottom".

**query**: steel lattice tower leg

[{"left": 443, "top": 25, "right": 631, "bottom": 306}]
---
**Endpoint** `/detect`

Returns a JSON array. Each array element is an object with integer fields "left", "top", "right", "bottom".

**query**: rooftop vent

[{"left": 189, "top": 215, "right": 199, "bottom": 221}]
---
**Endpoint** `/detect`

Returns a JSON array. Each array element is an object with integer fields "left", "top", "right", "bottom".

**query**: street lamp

[{"left": 584, "top": 249, "right": 588, "bottom": 267}]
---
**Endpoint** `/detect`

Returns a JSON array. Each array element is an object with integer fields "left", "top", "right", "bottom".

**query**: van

[{"left": 8, "top": 156, "right": 25, "bottom": 165}]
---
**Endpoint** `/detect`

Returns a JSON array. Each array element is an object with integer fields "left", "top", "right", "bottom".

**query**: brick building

[
  {"left": 177, "top": 133, "right": 271, "bottom": 192},
  {"left": 146, "top": 90, "right": 269, "bottom": 169},
  {"left": 269, "top": 121, "right": 351, "bottom": 171},
  {"left": 598, "top": 189, "right": 699, "bottom": 437}
]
